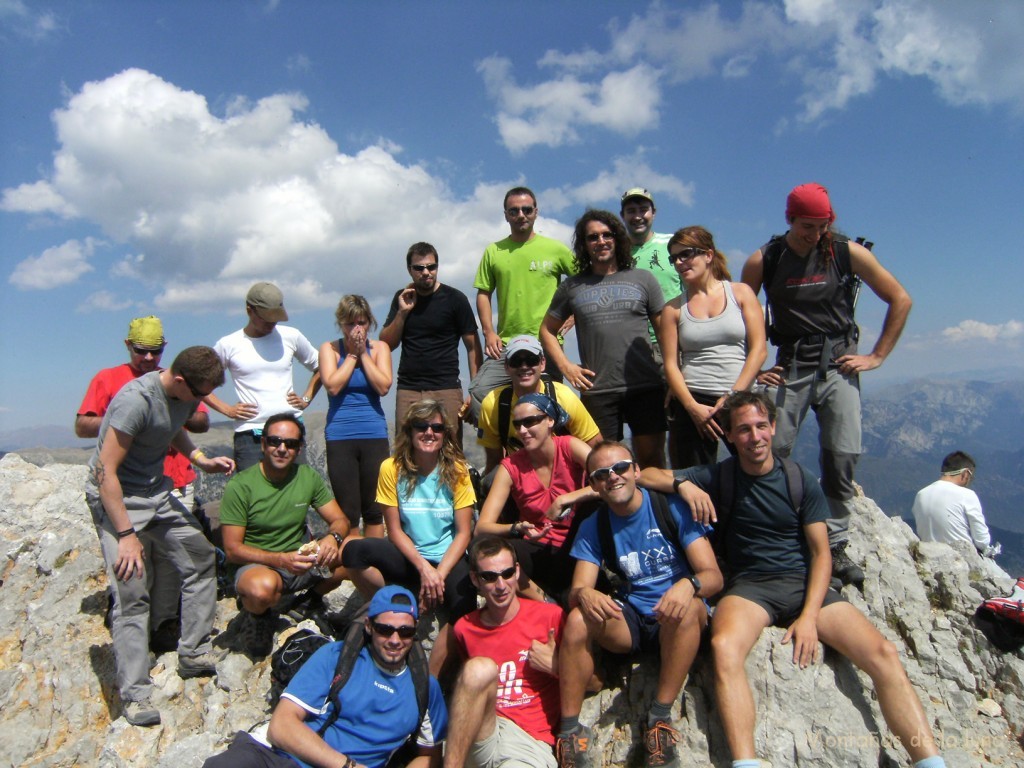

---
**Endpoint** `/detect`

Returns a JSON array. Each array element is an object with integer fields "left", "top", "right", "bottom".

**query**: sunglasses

[
  {"left": 179, "top": 373, "right": 208, "bottom": 398},
  {"left": 506, "top": 206, "right": 535, "bottom": 216},
  {"left": 512, "top": 414, "right": 547, "bottom": 430},
  {"left": 412, "top": 421, "right": 445, "bottom": 434},
  {"left": 132, "top": 344, "right": 165, "bottom": 357},
  {"left": 410, "top": 263, "right": 438, "bottom": 273},
  {"left": 589, "top": 459, "right": 635, "bottom": 483},
  {"left": 507, "top": 352, "right": 541, "bottom": 368},
  {"left": 668, "top": 247, "right": 705, "bottom": 265},
  {"left": 265, "top": 435, "right": 302, "bottom": 450},
  {"left": 370, "top": 620, "right": 417, "bottom": 639},
  {"left": 475, "top": 566, "right": 517, "bottom": 583},
  {"left": 585, "top": 232, "right": 615, "bottom": 243}
]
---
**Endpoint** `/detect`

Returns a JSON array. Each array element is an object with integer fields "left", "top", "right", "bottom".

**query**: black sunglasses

[
  {"left": 512, "top": 414, "right": 547, "bottom": 430},
  {"left": 506, "top": 205, "right": 535, "bottom": 216},
  {"left": 668, "top": 247, "right": 705, "bottom": 265},
  {"left": 475, "top": 566, "right": 517, "bottom": 583},
  {"left": 507, "top": 352, "right": 541, "bottom": 368},
  {"left": 265, "top": 435, "right": 302, "bottom": 450},
  {"left": 412, "top": 421, "right": 445, "bottom": 433},
  {"left": 370, "top": 620, "right": 417, "bottom": 639},
  {"left": 132, "top": 344, "right": 165, "bottom": 356},
  {"left": 589, "top": 459, "right": 635, "bottom": 483},
  {"left": 410, "top": 263, "right": 438, "bottom": 272},
  {"left": 179, "top": 373, "right": 207, "bottom": 398}
]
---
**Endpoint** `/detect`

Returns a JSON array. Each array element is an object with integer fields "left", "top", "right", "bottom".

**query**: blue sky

[{"left": 2, "top": 0, "right": 1023, "bottom": 434}]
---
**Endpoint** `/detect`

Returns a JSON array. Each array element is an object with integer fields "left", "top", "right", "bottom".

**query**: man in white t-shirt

[
  {"left": 206, "top": 282, "right": 321, "bottom": 471},
  {"left": 913, "top": 450, "right": 995, "bottom": 554}
]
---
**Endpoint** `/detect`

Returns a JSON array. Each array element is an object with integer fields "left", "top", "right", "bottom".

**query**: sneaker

[
  {"left": 123, "top": 698, "right": 161, "bottom": 726},
  {"left": 149, "top": 618, "right": 181, "bottom": 654},
  {"left": 644, "top": 720, "right": 680, "bottom": 767},
  {"left": 556, "top": 725, "right": 597, "bottom": 768},
  {"left": 178, "top": 649, "right": 224, "bottom": 679},
  {"left": 830, "top": 542, "right": 864, "bottom": 587}
]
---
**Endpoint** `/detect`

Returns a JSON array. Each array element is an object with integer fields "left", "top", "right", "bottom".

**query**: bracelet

[
  {"left": 672, "top": 478, "right": 685, "bottom": 494},
  {"left": 116, "top": 527, "right": 136, "bottom": 539},
  {"left": 509, "top": 522, "right": 523, "bottom": 539},
  {"left": 343, "top": 758, "right": 357, "bottom": 768},
  {"left": 190, "top": 448, "right": 207, "bottom": 464}
]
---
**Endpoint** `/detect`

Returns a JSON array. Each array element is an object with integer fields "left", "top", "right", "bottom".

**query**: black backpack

[
  {"left": 760, "top": 234, "right": 867, "bottom": 348},
  {"left": 496, "top": 374, "right": 567, "bottom": 451},
  {"left": 711, "top": 455, "right": 804, "bottom": 560},
  {"left": 268, "top": 621, "right": 431, "bottom": 740}
]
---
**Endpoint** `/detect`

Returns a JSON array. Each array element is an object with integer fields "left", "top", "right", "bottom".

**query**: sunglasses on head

[
  {"left": 412, "top": 421, "right": 445, "bottom": 433},
  {"left": 588, "top": 459, "right": 635, "bottom": 483},
  {"left": 370, "top": 620, "right": 417, "bottom": 639},
  {"left": 265, "top": 435, "right": 302, "bottom": 450},
  {"left": 132, "top": 344, "right": 165, "bottom": 356},
  {"left": 512, "top": 414, "right": 547, "bottom": 430},
  {"left": 507, "top": 352, "right": 541, "bottom": 368},
  {"left": 475, "top": 566, "right": 517, "bottom": 583},
  {"left": 668, "top": 247, "right": 705, "bottom": 265},
  {"left": 410, "top": 263, "right": 438, "bottom": 272}
]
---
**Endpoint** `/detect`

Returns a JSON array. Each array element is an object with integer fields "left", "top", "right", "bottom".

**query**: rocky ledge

[{"left": 1, "top": 452, "right": 1022, "bottom": 767}]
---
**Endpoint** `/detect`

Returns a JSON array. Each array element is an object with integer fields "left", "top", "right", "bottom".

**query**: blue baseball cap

[{"left": 368, "top": 585, "right": 419, "bottom": 620}]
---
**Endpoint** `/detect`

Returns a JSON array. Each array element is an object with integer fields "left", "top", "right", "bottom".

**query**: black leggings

[
  {"left": 342, "top": 537, "right": 477, "bottom": 619},
  {"left": 668, "top": 391, "right": 737, "bottom": 469},
  {"left": 326, "top": 438, "right": 389, "bottom": 528}
]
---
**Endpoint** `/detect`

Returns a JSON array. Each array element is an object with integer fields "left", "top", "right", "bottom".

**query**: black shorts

[
  {"left": 581, "top": 386, "right": 667, "bottom": 441},
  {"left": 617, "top": 599, "right": 662, "bottom": 654},
  {"left": 724, "top": 572, "right": 846, "bottom": 626}
]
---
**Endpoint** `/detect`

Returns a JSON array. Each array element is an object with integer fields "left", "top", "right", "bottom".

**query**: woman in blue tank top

[
  {"left": 319, "top": 295, "right": 392, "bottom": 538},
  {"left": 659, "top": 226, "right": 766, "bottom": 468}
]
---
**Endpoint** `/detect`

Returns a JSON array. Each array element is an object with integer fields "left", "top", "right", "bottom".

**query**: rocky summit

[{"left": 1, "top": 452, "right": 1022, "bottom": 767}]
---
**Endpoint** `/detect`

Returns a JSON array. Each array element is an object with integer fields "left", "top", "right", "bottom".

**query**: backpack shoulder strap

[
  {"left": 497, "top": 386, "right": 514, "bottom": 449},
  {"left": 317, "top": 622, "right": 366, "bottom": 737},
  {"left": 648, "top": 489, "right": 681, "bottom": 558},
  {"left": 596, "top": 506, "right": 623, "bottom": 583},
  {"left": 406, "top": 641, "right": 431, "bottom": 735},
  {"left": 712, "top": 458, "right": 737, "bottom": 558},
  {"left": 776, "top": 455, "right": 804, "bottom": 512},
  {"left": 760, "top": 235, "right": 786, "bottom": 343}
]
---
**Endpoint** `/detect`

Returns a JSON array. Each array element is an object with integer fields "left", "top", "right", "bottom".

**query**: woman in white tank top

[{"left": 659, "top": 226, "right": 767, "bottom": 468}]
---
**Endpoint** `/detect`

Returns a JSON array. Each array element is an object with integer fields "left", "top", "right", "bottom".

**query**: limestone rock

[{"left": 2, "top": 453, "right": 1023, "bottom": 767}]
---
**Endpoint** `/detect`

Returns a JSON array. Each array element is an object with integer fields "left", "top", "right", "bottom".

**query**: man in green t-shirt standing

[
  {"left": 219, "top": 412, "right": 353, "bottom": 652},
  {"left": 469, "top": 186, "right": 576, "bottom": 421}
]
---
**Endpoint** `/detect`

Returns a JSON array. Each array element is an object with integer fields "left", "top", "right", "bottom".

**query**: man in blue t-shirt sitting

[
  {"left": 203, "top": 585, "right": 448, "bottom": 768},
  {"left": 647, "top": 391, "right": 945, "bottom": 768},
  {"left": 555, "top": 441, "right": 722, "bottom": 768}
]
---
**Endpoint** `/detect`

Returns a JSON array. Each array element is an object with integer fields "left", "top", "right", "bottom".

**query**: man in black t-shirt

[
  {"left": 643, "top": 392, "right": 944, "bottom": 768},
  {"left": 381, "top": 241, "right": 482, "bottom": 445}
]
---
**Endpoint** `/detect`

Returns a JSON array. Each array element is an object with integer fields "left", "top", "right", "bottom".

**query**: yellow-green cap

[{"left": 126, "top": 316, "right": 164, "bottom": 347}]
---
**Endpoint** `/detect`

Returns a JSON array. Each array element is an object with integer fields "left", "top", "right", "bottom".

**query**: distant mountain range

[{"left": 5, "top": 375, "right": 1021, "bottom": 565}]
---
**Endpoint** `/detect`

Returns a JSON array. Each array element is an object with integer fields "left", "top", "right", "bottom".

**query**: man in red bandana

[{"left": 741, "top": 184, "right": 912, "bottom": 586}]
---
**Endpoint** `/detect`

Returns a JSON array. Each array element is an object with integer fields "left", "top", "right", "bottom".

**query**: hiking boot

[
  {"left": 644, "top": 720, "right": 680, "bottom": 768},
  {"left": 556, "top": 725, "right": 597, "bottom": 768},
  {"left": 149, "top": 618, "right": 181, "bottom": 654},
  {"left": 242, "top": 609, "right": 278, "bottom": 657},
  {"left": 123, "top": 698, "right": 161, "bottom": 726},
  {"left": 830, "top": 541, "right": 865, "bottom": 587},
  {"left": 283, "top": 591, "right": 335, "bottom": 637},
  {"left": 178, "top": 649, "right": 224, "bottom": 679}
]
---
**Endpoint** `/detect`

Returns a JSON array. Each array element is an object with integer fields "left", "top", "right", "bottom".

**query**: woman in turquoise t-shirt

[{"left": 341, "top": 399, "right": 476, "bottom": 619}]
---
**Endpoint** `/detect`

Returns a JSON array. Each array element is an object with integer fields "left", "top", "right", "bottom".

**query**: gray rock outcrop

[{"left": 1, "top": 453, "right": 1022, "bottom": 767}]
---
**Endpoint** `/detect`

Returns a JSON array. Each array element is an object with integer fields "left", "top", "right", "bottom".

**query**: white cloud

[
  {"left": 77, "top": 290, "right": 136, "bottom": 313},
  {"left": 942, "top": 320, "right": 1024, "bottom": 344},
  {"left": 9, "top": 238, "right": 96, "bottom": 289},
  {"left": 478, "top": 0, "right": 1024, "bottom": 150},
  {"left": 0, "top": 0, "right": 61, "bottom": 40},
  {"left": 286, "top": 53, "right": 312, "bottom": 75},
  {"left": 0, "top": 69, "right": 535, "bottom": 312},
  {"left": 545, "top": 154, "right": 695, "bottom": 213}
]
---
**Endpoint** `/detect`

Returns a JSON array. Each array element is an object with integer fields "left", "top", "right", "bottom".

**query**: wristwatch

[
  {"left": 685, "top": 574, "right": 702, "bottom": 596},
  {"left": 301, "top": 395, "right": 310, "bottom": 404},
  {"left": 330, "top": 532, "right": 344, "bottom": 547}
]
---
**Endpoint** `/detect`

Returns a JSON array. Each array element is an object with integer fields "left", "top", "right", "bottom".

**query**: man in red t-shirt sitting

[
  {"left": 76, "top": 316, "right": 210, "bottom": 651},
  {"left": 442, "top": 535, "right": 597, "bottom": 768}
]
